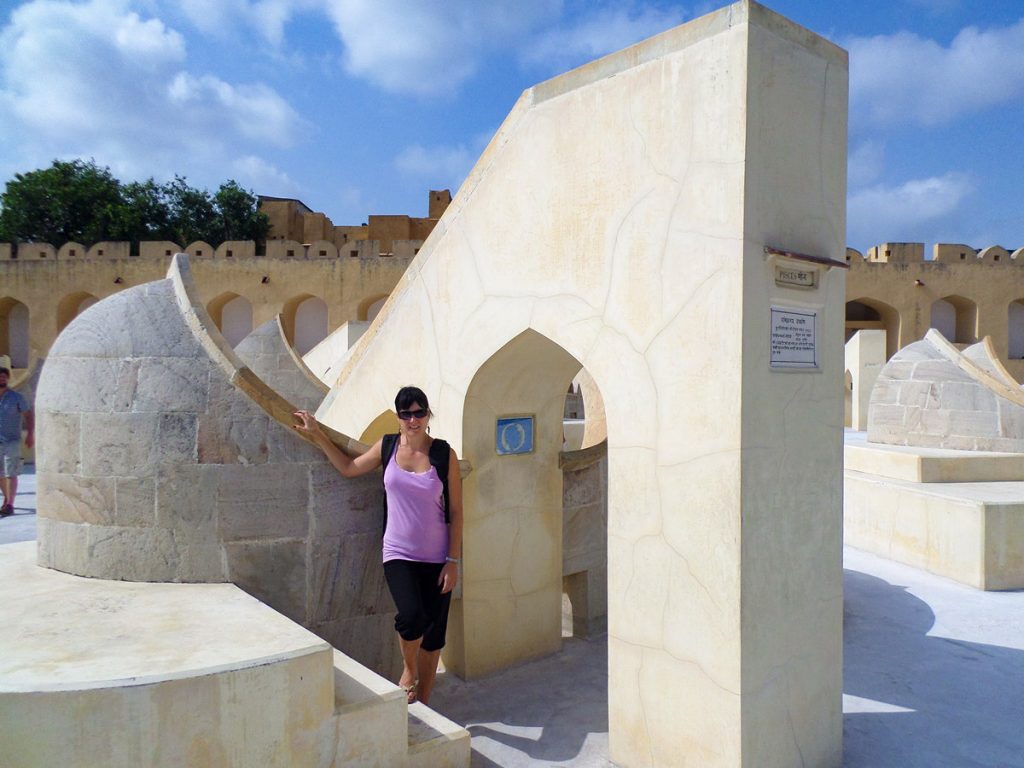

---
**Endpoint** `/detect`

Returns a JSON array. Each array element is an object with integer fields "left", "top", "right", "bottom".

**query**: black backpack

[{"left": 380, "top": 433, "right": 452, "bottom": 535}]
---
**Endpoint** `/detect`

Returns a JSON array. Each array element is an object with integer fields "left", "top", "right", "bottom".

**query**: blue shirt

[{"left": 0, "top": 389, "right": 29, "bottom": 444}]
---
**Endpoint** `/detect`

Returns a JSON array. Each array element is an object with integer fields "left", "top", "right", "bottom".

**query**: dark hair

[
  {"left": 0, "top": 367, "right": 9, "bottom": 376},
  {"left": 395, "top": 386, "right": 431, "bottom": 414}
]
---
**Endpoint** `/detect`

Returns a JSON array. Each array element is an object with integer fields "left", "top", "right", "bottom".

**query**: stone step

[
  {"left": 406, "top": 701, "right": 472, "bottom": 768},
  {"left": 329, "top": 649, "right": 470, "bottom": 767}
]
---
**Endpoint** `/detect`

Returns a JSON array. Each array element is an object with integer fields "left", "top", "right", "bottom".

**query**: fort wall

[
  {"left": 0, "top": 241, "right": 413, "bottom": 369},
  {"left": 845, "top": 242, "right": 1024, "bottom": 381}
]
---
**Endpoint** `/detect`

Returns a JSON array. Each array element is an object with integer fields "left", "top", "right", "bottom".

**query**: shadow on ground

[{"left": 843, "top": 566, "right": 1024, "bottom": 768}]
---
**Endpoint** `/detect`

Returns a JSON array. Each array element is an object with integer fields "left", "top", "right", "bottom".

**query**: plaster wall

[{"left": 317, "top": 3, "right": 846, "bottom": 765}]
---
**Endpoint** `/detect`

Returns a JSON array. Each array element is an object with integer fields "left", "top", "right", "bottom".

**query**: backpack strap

[
  {"left": 380, "top": 433, "right": 400, "bottom": 535},
  {"left": 428, "top": 438, "right": 452, "bottom": 524}
]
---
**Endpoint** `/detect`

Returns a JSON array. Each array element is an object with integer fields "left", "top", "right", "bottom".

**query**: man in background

[{"left": 0, "top": 367, "right": 33, "bottom": 517}]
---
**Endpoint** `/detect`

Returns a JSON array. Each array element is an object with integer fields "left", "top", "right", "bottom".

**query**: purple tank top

[{"left": 382, "top": 446, "right": 448, "bottom": 564}]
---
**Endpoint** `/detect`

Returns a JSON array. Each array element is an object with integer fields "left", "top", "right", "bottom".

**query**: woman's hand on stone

[
  {"left": 292, "top": 410, "right": 323, "bottom": 441},
  {"left": 439, "top": 561, "right": 458, "bottom": 594}
]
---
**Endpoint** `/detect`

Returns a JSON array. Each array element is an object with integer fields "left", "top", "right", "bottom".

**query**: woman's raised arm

[{"left": 292, "top": 410, "right": 382, "bottom": 478}]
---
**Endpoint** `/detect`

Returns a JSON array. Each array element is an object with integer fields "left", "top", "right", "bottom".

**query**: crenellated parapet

[
  {"left": 845, "top": 241, "right": 1024, "bottom": 264},
  {"left": 0, "top": 238, "right": 420, "bottom": 261}
]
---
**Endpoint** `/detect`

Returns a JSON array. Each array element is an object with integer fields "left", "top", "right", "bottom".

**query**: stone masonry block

[
  {"left": 311, "top": 532, "right": 392, "bottom": 623},
  {"left": 939, "top": 382, "right": 997, "bottom": 412},
  {"left": 910, "top": 360, "right": 973, "bottom": 383},
  {"left": 563, "top": 461, "right": 604, "bottom": 508},
  {"left": 869, "top": 403, "right": 905, "bottom": 428},
  {"left": 997, "top": 400, "right": 1024, "bottom": 439},
  {"left": 868, "top": 379, "right": 900, "bottom": 406},
  {"left": 217, "top": 463, "right": 310, "bottom": 540},
  {"left": 79, "top": 412, "right": 160, "bottom": 478},
  {"left": 946, "top": 409, "right": 999, "bottom": 438},
  {"left": 225, "top": 538, "right": 307, "bottom": 623},
  {"left": 87, "top": 524, "right": 181, "bottom": 581},
  {"left": 158, "top": 412, "right": 198, "bottom": 464},
  {"left": 896, "top": 381, "right": 939, "bottom": 409},
  {"left": 37, "top": 472, "right": 115, "bottom": 524},
  {"left": 133, "top": 357, "right": 211, "bottom": 413},
  {"left": 156, "top": 464, "right": 218, "bottom": 530},
  {"left": 36, "top": 357, "right": 125, "bottom": 413},
  {"left": 35, "top": 411, "right": 81, "bottom": 474},
  {"left": 197, "top": 414, "right": 270, "bottom": 465},
  {"left": 312, "top": 613, "right": 401, "bottom": 680},
  {"left": 36, "top": 517, "right": 90, "bottom": 574},
  {"left": 113, "top": 476, "right": 156, "bottom": 526},
  {"left": 267, "top": 420, "right": 325, "bottom": 465},
  {"left": 309, "top": 466, "right": 383, "bottom": 538}
]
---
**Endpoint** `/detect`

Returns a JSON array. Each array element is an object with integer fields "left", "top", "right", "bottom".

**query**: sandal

[{"left": 400, "top": 679, "right": 418, "bottom": 704}]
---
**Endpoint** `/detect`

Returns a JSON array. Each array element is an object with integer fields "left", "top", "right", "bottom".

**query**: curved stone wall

[
  {"left": 235, "top": 316, "right": 328, "bottom": 412},
  {"left": 35, "top": 254, "right": 401, "bottom": 676},
  {"left": 867, "top": 329, "right": 1024, "bottom": 451}
]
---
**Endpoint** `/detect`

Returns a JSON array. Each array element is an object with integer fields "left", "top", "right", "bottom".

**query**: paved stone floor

[{"left": 6, "top": 464, "right": 1023, "bottom": 767}]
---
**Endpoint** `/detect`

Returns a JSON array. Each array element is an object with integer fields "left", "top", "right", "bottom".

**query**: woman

[{"left": 292, "top": 386, "right": 462, "bottom": 706}]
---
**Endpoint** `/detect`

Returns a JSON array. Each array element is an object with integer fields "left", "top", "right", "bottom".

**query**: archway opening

[
  {"left": 452, "top": 329, "right": 606, "bottom": 679},
  {"left": 930, "top": 295, "right": 978, "bottom": 345},
  {"left": 0, "top": 298, "right": 29, "bottom": 369},
  {"left": 1009, "top": 300, "right": 1024, "bottom": 359},
  {"left": 358, "top": 294, "right": 389, "bottom": 322},
  {"left": 293, "top": 296, "right": 329, "bottom": 356},
  {"left": 207, "top": 292, "right": 253, "bottom": 348},
  {"left": 57, "top": 292, "right": 99, "bottom": 334},
  {"left": 846, "top": 298, "right": 900, "bottom": 360}
]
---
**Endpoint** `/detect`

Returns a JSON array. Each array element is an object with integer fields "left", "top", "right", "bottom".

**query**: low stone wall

[{"left": 35, "top": 254, "right": 401, "bottom": 677}]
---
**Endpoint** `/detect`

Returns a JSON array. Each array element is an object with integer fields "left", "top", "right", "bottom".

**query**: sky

[{"left": 0, "top": 0, "right": 1022, "bottom": 254}]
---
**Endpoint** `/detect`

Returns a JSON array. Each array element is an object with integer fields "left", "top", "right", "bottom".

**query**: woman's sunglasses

[{"left": 397, "top": 408, "right": 429, "bottom": 420}]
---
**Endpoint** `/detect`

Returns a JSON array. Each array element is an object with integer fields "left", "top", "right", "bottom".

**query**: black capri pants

[{"left": 383, "top": 559, "right": 452, "bottom": 652}]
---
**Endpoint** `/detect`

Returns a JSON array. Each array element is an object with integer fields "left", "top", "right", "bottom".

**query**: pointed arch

[
  {"left": 0, "top": 297, "right": 30, "bottom": 368},
  {"left": 207, "top": 292, "right": 253, "bottom": 347},
  {"left": 57, "top": 292, "right": 99, "bottom": 334},
  {"left": 846, "top": 297, "right": 900, "bottom": 359}
]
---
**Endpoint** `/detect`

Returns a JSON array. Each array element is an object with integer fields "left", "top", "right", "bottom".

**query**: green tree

[
  {"left": 214, "top": 180, "right": 271, "bottom": 244},
  {"left": 0, "top": 159, "right": 123, "bottom": 245},
  {"left": 0, "top": 161, "right": 270, "bottom": 248}
]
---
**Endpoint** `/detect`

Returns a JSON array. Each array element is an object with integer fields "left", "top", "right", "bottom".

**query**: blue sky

[{"left": 0, "top": 0, "right": 1022, "bottom": 253}]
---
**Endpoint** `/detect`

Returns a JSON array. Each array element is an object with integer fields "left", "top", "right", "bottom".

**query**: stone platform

[
  {"left": 0, "top": 542, "right": 469, "bottom": 767},
  {"left": 844, "top": 433, "right": 1024, "bottom": 590}
]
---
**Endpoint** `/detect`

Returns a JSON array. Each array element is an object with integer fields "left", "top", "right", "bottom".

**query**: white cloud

[
  {"left": 394, "top": 130, "right": 492, "bottom": 190},
  {"left": 848, "top": 172, "right": 974, "bottom": 244},
  {"left": 232, "top": 155, "right": 298, "bottom": 194},
  {"left": 848, "top": 140, "right": 886, "bottom": 188},
  {"left": 521, "top": 4, "right": 687, "bottom": 72},
  {"left": 321, "top": 0, "right": 560, "bottom": 97},
  {"left": 848, "top": 17, "right": 1024, "bottom": 128},
  {"left": 0, "top": 0, "right": 303, "bottom": 186},
  {"left": 171, "top": 0, "right": 320, "bottom": 47}
]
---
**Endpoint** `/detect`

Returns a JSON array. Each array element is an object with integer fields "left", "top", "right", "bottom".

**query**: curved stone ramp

[
  {"left": 235, "top": 314, "right": 328, "bottom": 412},
  {"left": 302, "top": 319, "right": 370, "bottom": 386},
  {"left": 35, "top": 252, "right": 406, "bottom": 679},
  {"left": 867, "top": 328, "right": 1024, "bottom": 451},
  {"left": 963, "top": 337, "right": 1022, "bottom": 389}
]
